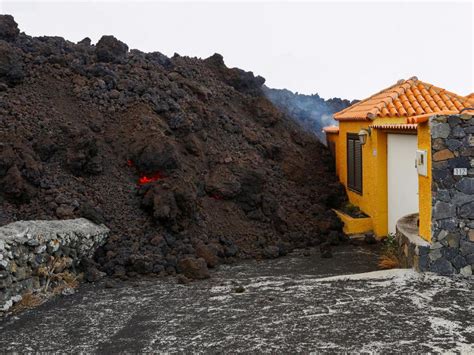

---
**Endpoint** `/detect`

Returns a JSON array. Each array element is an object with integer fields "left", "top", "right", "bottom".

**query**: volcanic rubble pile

[{"left": 0, "top": 15, "right": 347, "bottom": 280}]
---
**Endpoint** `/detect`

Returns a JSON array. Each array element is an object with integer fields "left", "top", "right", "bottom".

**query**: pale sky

[{"left": 1, "top": 0, "right": 473, "bottom": 100}]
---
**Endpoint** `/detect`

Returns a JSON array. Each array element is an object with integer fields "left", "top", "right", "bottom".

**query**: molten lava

[
  {"left": 138, "top": 172, "right": 162, "bottom": 185},
  {"left": 127, "top": 159, "right": 162, "bottom": 185}
]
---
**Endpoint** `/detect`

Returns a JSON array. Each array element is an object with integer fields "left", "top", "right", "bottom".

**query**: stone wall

[
  {"left": 0, "top": 218, "right": 109, "bottom": 314},
  {"left": 396, "top": 213, "right": 430, "bottom": 271},
  {"left": 429, "top": 114, "right": 474, "bottom": 275}
]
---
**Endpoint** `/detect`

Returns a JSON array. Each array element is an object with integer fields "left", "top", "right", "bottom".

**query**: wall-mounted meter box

[{"left": 416, "top": 150, "right": 428, "bottom": 176}]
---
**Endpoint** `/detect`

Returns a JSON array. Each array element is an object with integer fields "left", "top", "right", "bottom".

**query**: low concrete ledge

[{"left": 0, "top": 218, "right": 109, "bottom": 315}]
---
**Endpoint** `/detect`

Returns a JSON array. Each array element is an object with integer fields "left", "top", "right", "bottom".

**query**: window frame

[{"left": 346, "top": 133, "right": 363, "bottom": 194}]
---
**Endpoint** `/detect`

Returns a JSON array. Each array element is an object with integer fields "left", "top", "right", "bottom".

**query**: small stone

[
  {"left": 56, "top": 204, "right": 75, "bottom": 219},
  {"left": 177, "top": 274, "right": 191, "bottom": 285},
  {"left": 26, "top": 239, "right": 39, "bottom": 247},
  {"left": 0, "top": 260, "right": 8, "bottom": 270},
  {"left": 441, "top": 247, "right": 458, "bottom": 261},
  {"left": 433, "top": 201, "right": 456, "bottom": 219},
  {"left": 446, "top": 234, "right": 460, "bottom": 248},
  {"left": 177, "top": 257, "right": 210, "bottom": 280},
  {"left": 435, "top": 190, "right": 451, "bottom": 203},
  {"left": 460, "top": 240, "right": 474, "bottom": 256},
  {"left": 455, "top": 178, "right": 474, "bottom": 195},
  {"left": 34, "top": 245, "right": 46, "bottom": 254},
  {"left": 418, "top": 254, "right": 429, "bottom": 271},
  {"left": 436, "top": 230, "right": 448, "bottom": 241},
  {"left": 466, "top": 254, "right": 474, "bottom": 265},
  {"left": 432, "top": 138, "right": 446, "bottom": 151},
  {"left": 429, "top": 249, "right": 442, "bottom": 261},
  {"left": 452, "top": 255, "right": 467, "bottom": 269},
  {"left": 433, "top": 149, "right": 454, "bottom": 161},
  {"left": 452, "top": 126, "right": 466, "bottom": 138},
  {"left": 85, "top": 266, "right": 106, "bottom": 282},
  {"left": 104, "top": 280, "right": 116, "bottom": 289},
  {"left": 430, "top": 258, "right": 455, "bottom": 275},
  {"left": 109, "top": 89, "right": 120, "bottom": 99},
  {"left": 61, "top": 287, "right": 76, "bottom": 296},
  {"left": 234, "top": 285, "right": 245, "bottom": 293},
  {"left": 149, "top": 235, "right": 164, "bottom": 247},
  {"left": 263, "top": 246, "right": 279, "bottom": 259},
  {"left": 460, "top": 265, "right": 472, "bottom": 277},
  {"left": 1, "top": 299, "right": 12, "bottom": 312},
  {"left": 446, "top": 139, "right": 463, "bottom": 152},
  {"left": 469, "top": 230, "right": 474, "bottom": 242},
  {"left": 451, "top": 192, "right": 473, "bottom": 206},
  {"left": 195, "top": 243, "right": 218, "bottom": 268},
  {"left": 459, "top": 202, "right": 474, "bottom": 219},
  {"left": 431, "top": 122, "right": 450, "bottom": 139}
]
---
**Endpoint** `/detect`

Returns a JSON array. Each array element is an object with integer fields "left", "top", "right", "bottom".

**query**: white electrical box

[{"left": 416, "top": 150, "right": 428, "bottom": 176}]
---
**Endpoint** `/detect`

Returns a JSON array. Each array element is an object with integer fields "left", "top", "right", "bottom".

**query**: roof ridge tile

[{"left": 334, "top": 77, "right": 470, "bottom": 121}]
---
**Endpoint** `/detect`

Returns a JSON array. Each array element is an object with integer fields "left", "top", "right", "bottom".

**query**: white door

[{"left": 387, "top": 134, "right": 419, "bottom": 234}]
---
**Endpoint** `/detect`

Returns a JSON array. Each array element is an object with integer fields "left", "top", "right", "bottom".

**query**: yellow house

[{"left": 324, "top": 77, "right": 474, "bottom": 241}]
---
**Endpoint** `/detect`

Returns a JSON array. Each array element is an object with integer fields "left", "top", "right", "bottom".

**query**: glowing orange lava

[
  {"left": 127, "top": 159, "right": 162, "bottom": 185},
  {"left": 138, "top": 172, "right": 162, "bottom": 185}
]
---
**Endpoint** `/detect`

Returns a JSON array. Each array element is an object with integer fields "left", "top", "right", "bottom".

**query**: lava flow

[
  {"left": 138, "top": 173, "right": 162, "bottom": 185},
  {"left": 127, "top": 159, "right": 162, "bottom": 185}
]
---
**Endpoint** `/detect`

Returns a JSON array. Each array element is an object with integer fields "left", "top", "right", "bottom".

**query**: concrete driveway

[{"left": 0, "top": 244, "right": 472, "bottom": 353}]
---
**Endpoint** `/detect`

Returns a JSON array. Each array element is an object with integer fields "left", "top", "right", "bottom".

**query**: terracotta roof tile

[
  {"left": 322, "top": 125, "right": 339, "bottom": 134},
  {"left": 334, "top": 77, "right": 473, "bottom": 120}
]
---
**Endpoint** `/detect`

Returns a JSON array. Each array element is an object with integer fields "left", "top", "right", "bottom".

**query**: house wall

[
  {"left": 330, "top": 120, "right": 389, "bottom": 237},
  {"left": 417, "top": 123, "right": 432, "bottom": 241}
]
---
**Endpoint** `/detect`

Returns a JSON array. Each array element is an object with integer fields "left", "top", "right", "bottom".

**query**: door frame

[{"left": 386, "top": 131, "right": 419, "bottom": 234}]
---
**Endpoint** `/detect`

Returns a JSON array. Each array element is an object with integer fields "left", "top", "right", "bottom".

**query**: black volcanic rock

[
  {"left": 0, "top": 41, "right": 24, "bottom": 86},
  {"left": 95, "top": 35, "right": 128, "bottom": 63},
  {"left": 0, "top": 15, "right": 19, "bottom": 42}
]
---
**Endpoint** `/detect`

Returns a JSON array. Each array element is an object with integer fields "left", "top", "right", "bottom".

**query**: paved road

[{"left": 1, "top": 244, "right": 473, "bottom": 353}]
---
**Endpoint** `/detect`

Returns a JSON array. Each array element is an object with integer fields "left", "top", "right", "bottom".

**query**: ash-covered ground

[
  {"left": 0, "top": 15, "right": 348, "bottom": 279},
  {"left": 1, "top": 243, "right": 472, "bottom": 353}
]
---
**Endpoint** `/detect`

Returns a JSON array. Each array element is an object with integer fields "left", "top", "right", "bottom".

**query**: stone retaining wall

[
  {"left": 0, "top": 218, "right": 109, "bottom": 314},
  {"left": 429, "top": 114, "right": 474, "bottom": 275},
  {"left": 396, "top": 213, "right": 430, "bottom": 271}
]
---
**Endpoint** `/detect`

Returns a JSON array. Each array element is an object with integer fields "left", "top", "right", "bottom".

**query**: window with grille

[{"left": 347, "top": 133, "right": 362, "bottom": 194}]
